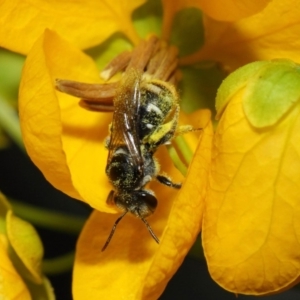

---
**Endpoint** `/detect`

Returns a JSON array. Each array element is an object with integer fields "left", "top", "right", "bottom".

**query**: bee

[
  {"left": 103, "top": 69, "right": 183, "bottom": 250},
  {"left": 56, "top": 36, "right": 192, "bottom": 251}
]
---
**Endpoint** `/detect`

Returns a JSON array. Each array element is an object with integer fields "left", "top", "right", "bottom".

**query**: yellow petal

[
  {"left": 73, "top": 110, "right": 212, "bottom": 300},
  {"left": 196, "top": 0, "right": 270, "bottom": 22},
  {"left": 181, "top": 0, "right": 300, "bottom": 71},
  {"left": 6, "top": 210, "right": 43, "bottom": 284},
  {"left": 0, "top": 0, "right": 144, "bottom": 54},
  {"left": 161, "top": 0, "right": 270, "bottom": 40},
  {"left": 0, "top": 234, "right": 31, "bottom": 300},
  {"left": 161, "top": 0, "right": 203, "bottom": 40},
  {"left": 203, "top": 89, "right": 300, "bottom": 294},
  {"left": 19, "top": 30, "right": 114, "bottom": 212}
]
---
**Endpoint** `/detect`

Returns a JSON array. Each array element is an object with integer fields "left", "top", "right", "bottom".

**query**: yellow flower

[
  {"left": 182, "top": 0, "right": 300, "bottom": 71},
  {"left": 19, "top": 27, "right": 212, "bottom": 299},
  {"left": 9, "top": 1, "right": 215, "bottom": 299},
  {"left": 0, "top": 234, "right": 31, "bottom": 299},
  {"left": 0, "top": 0, "right": 143, "bottom": 54},
  {"left": 3, "top": 0, "right": 299, "bottom": 298},
  {"left": 0, "top": 0, "right": 270, "bottom": 55},
  {"left": 204, "top": 60, "right": 300, "bottom": 295},
  {"left": 0, "top": 192, "right": 53, "bottom": 299}
]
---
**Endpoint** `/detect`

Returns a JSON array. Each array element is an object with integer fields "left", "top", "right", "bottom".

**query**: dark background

[{"left": 1, "top": 143, "right": 300, "bottom": 300}]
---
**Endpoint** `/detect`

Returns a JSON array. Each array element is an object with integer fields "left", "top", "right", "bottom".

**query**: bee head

[
  {"left": 114, "top": 190, "right": 157, "bottom": 218},
  {"left": 102, "top": 190, "right": 159, "bottom": 251}
]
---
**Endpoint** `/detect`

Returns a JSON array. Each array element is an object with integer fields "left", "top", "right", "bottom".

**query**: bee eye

[{"left": 135, "top": 190, "right": 157, "bottom": 214}]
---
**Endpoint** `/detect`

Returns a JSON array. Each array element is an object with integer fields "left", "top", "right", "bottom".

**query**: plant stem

[
  {"left": 0, "top": 96, "right": 24, "bottom": 150},
  {"left": 10, "top": 200, "right": 86, "bottom": 234},
  {"left": 42, "top": 252, "right": 75, "bottom": 274},
  {"left": 174, "top": 135, "right": 194, "bottom": 165},
  {"left": 167, "top": 144, "right": 187, "bottom": 176}
]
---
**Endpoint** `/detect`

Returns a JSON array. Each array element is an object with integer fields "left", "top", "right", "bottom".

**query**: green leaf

[
  {"left": 181, "top": 63, "right": 226, "bottom": 114},
  {"left": 170, "top": 7, "right": 204, "bottom": 57},
  {"left": 132, "top": 0, "right": 163, "bottom": 38},
  {"left": 85, "top": 32, "right": 133, "bottom": 71},
  {"left": 0, "top": 48, "right": 24, "bottom": 102}
]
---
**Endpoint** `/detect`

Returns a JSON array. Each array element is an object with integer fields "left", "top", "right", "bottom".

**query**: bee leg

[
  {"left": 156, "top": 174, "right": 181, "bottom": 189},
  {"left": 147, "top": 105, "right": 180, "bottom": 149},
  {"left": 176, "top": 125, "right": 197, "bottom": 135},
  {"left": 106, "top": 190, "right": 115, "bottom": 205}
]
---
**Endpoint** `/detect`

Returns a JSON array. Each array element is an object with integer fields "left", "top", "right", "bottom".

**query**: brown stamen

[
  {"left": 125, "top": 35, "right": 160, "bottom": 73},
  {"left": 55, "top": 35, "right": 180, "bottom": 111},
  {"left": 55, "top": 79, "right": 117, "bottom": 99},
  {"left": 100, "top": 51, "right": 132, "bottom": 81},
  {"left": 79, "top": 99, "right": 114, "bottom": 112},
  {"left": 55, "top": 79, "right": 116, "bottom": 111}
]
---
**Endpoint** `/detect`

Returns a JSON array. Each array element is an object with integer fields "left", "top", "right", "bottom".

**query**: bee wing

[{"left": 107, "top": 70, "right": 144, "bottom": 176}]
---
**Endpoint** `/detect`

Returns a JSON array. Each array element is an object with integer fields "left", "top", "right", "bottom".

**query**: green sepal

[
  {"left": 216, "top": 59, "right": 300, "bottom": 128},
  {"left": 216, "top": 60, "right": 268, "bottom": 120},
  {"left": 243, "top": 59, "right": 300, "bottom": 128}
]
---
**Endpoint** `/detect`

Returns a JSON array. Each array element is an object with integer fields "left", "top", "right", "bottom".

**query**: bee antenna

[
  {"left": 101, "top": 211, "right": 128, "bottom": 251},
  {"left": 140, "top": 216, "right": 160, "bottom": 244}
]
